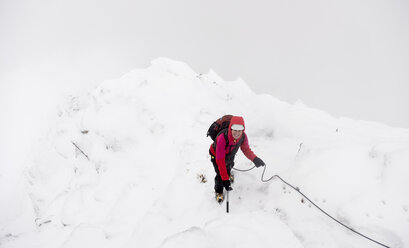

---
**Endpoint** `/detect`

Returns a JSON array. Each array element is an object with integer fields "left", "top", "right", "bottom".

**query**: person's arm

[
  {"left": 241, "top": 134, "right": 265, "bottom": 167},
  {"left": 215, "top": 135, "right": 230, "bottom": 181},
  {"left": 240, "top": 133, "right": 256, "bottom": 161}
]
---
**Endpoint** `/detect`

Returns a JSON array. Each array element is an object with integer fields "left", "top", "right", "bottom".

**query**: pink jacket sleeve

[
  {"left": 215, "top": 134, "right": 229, "bottom": 181},
  {"left": 240, "top": 134, "right": 256, "bottom": 161}
]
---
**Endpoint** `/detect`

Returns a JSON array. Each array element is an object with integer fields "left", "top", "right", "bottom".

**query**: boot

[{"left": 215, "top": 192, "right": 224, "bottom": 203}]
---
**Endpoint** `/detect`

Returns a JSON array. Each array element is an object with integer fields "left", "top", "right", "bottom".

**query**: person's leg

[
  {"left": 214, "top": 175, "right": 223, "bottom": 194},
  {"left": 210, "top": 151, "right": 224, "bottom": 194}
]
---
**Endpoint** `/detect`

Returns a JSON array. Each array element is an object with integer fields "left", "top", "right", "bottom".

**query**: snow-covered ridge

[{"left": 2, "top": 58, "right": 409, "bottom": 248}]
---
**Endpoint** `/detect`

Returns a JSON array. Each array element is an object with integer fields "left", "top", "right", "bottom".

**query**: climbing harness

[{"left": 232, "top": 164, "right": 391, "bottom": 248}]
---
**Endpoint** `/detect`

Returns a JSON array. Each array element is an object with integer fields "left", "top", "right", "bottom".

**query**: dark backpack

[{"left": 206, "top": 115, "right": 233, "bottom": 141}]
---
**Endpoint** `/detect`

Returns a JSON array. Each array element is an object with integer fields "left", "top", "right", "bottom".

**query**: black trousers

[{"left": 210, "top": 151, "right": 234, "bottom": 194}]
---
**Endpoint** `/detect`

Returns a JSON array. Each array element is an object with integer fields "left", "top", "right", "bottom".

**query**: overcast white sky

[{"left": 1, "top": 0, "right": 409, "bottom": 141}]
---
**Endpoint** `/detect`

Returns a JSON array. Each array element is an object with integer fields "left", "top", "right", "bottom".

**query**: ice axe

[
  {"left": 226, "top": 186, "right": 232, "bottom": 213},
  {"left": 226, "top": 190, "right": 229, "bottom": 213}
]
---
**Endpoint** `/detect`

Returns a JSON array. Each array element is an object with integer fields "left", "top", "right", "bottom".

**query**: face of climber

[{"left": 232, "top": 129, "right": 243, "bottom": 140}]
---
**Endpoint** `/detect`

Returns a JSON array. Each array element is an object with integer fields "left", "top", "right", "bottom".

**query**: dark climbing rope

[{"left": 233, "top": 164, "right": 391, "bottom": 248}]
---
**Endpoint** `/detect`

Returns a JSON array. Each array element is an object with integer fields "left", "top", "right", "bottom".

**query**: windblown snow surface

[{"left": 1, "top": 58, "right": 409, "bottom": 248}]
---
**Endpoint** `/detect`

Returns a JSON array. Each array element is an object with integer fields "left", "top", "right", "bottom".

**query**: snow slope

[{"left": 1, "top": 58, "right": 409, "bottom": 248}]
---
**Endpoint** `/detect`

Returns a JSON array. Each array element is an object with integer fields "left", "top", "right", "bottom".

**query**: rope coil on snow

[{"left": 232, "top": 164, "right": 391, "bottom": 248}]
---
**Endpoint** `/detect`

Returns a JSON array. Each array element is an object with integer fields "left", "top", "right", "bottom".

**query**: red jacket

[{"left": 209, "top": 116, "right": 256, "bottom": 180}]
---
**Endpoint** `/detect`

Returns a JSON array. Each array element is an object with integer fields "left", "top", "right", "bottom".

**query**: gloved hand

[
  {"left": 253, "top": 156, "right": 265, "bottom": 167},
  {"left": 222, "top": 180, "right": 232, "bottom": 191}
]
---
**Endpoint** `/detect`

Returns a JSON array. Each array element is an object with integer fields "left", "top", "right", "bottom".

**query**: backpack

[{"left": 207, "top": 115, "right": 233, "bottom": 141}]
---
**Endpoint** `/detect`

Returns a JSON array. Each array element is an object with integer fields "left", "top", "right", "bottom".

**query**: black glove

[
  {"left": 222, "top": 180, "right": 232, "bottom": 191},
  {"left": 253, "top": 157, "right": 265, "bottom": 167}
]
